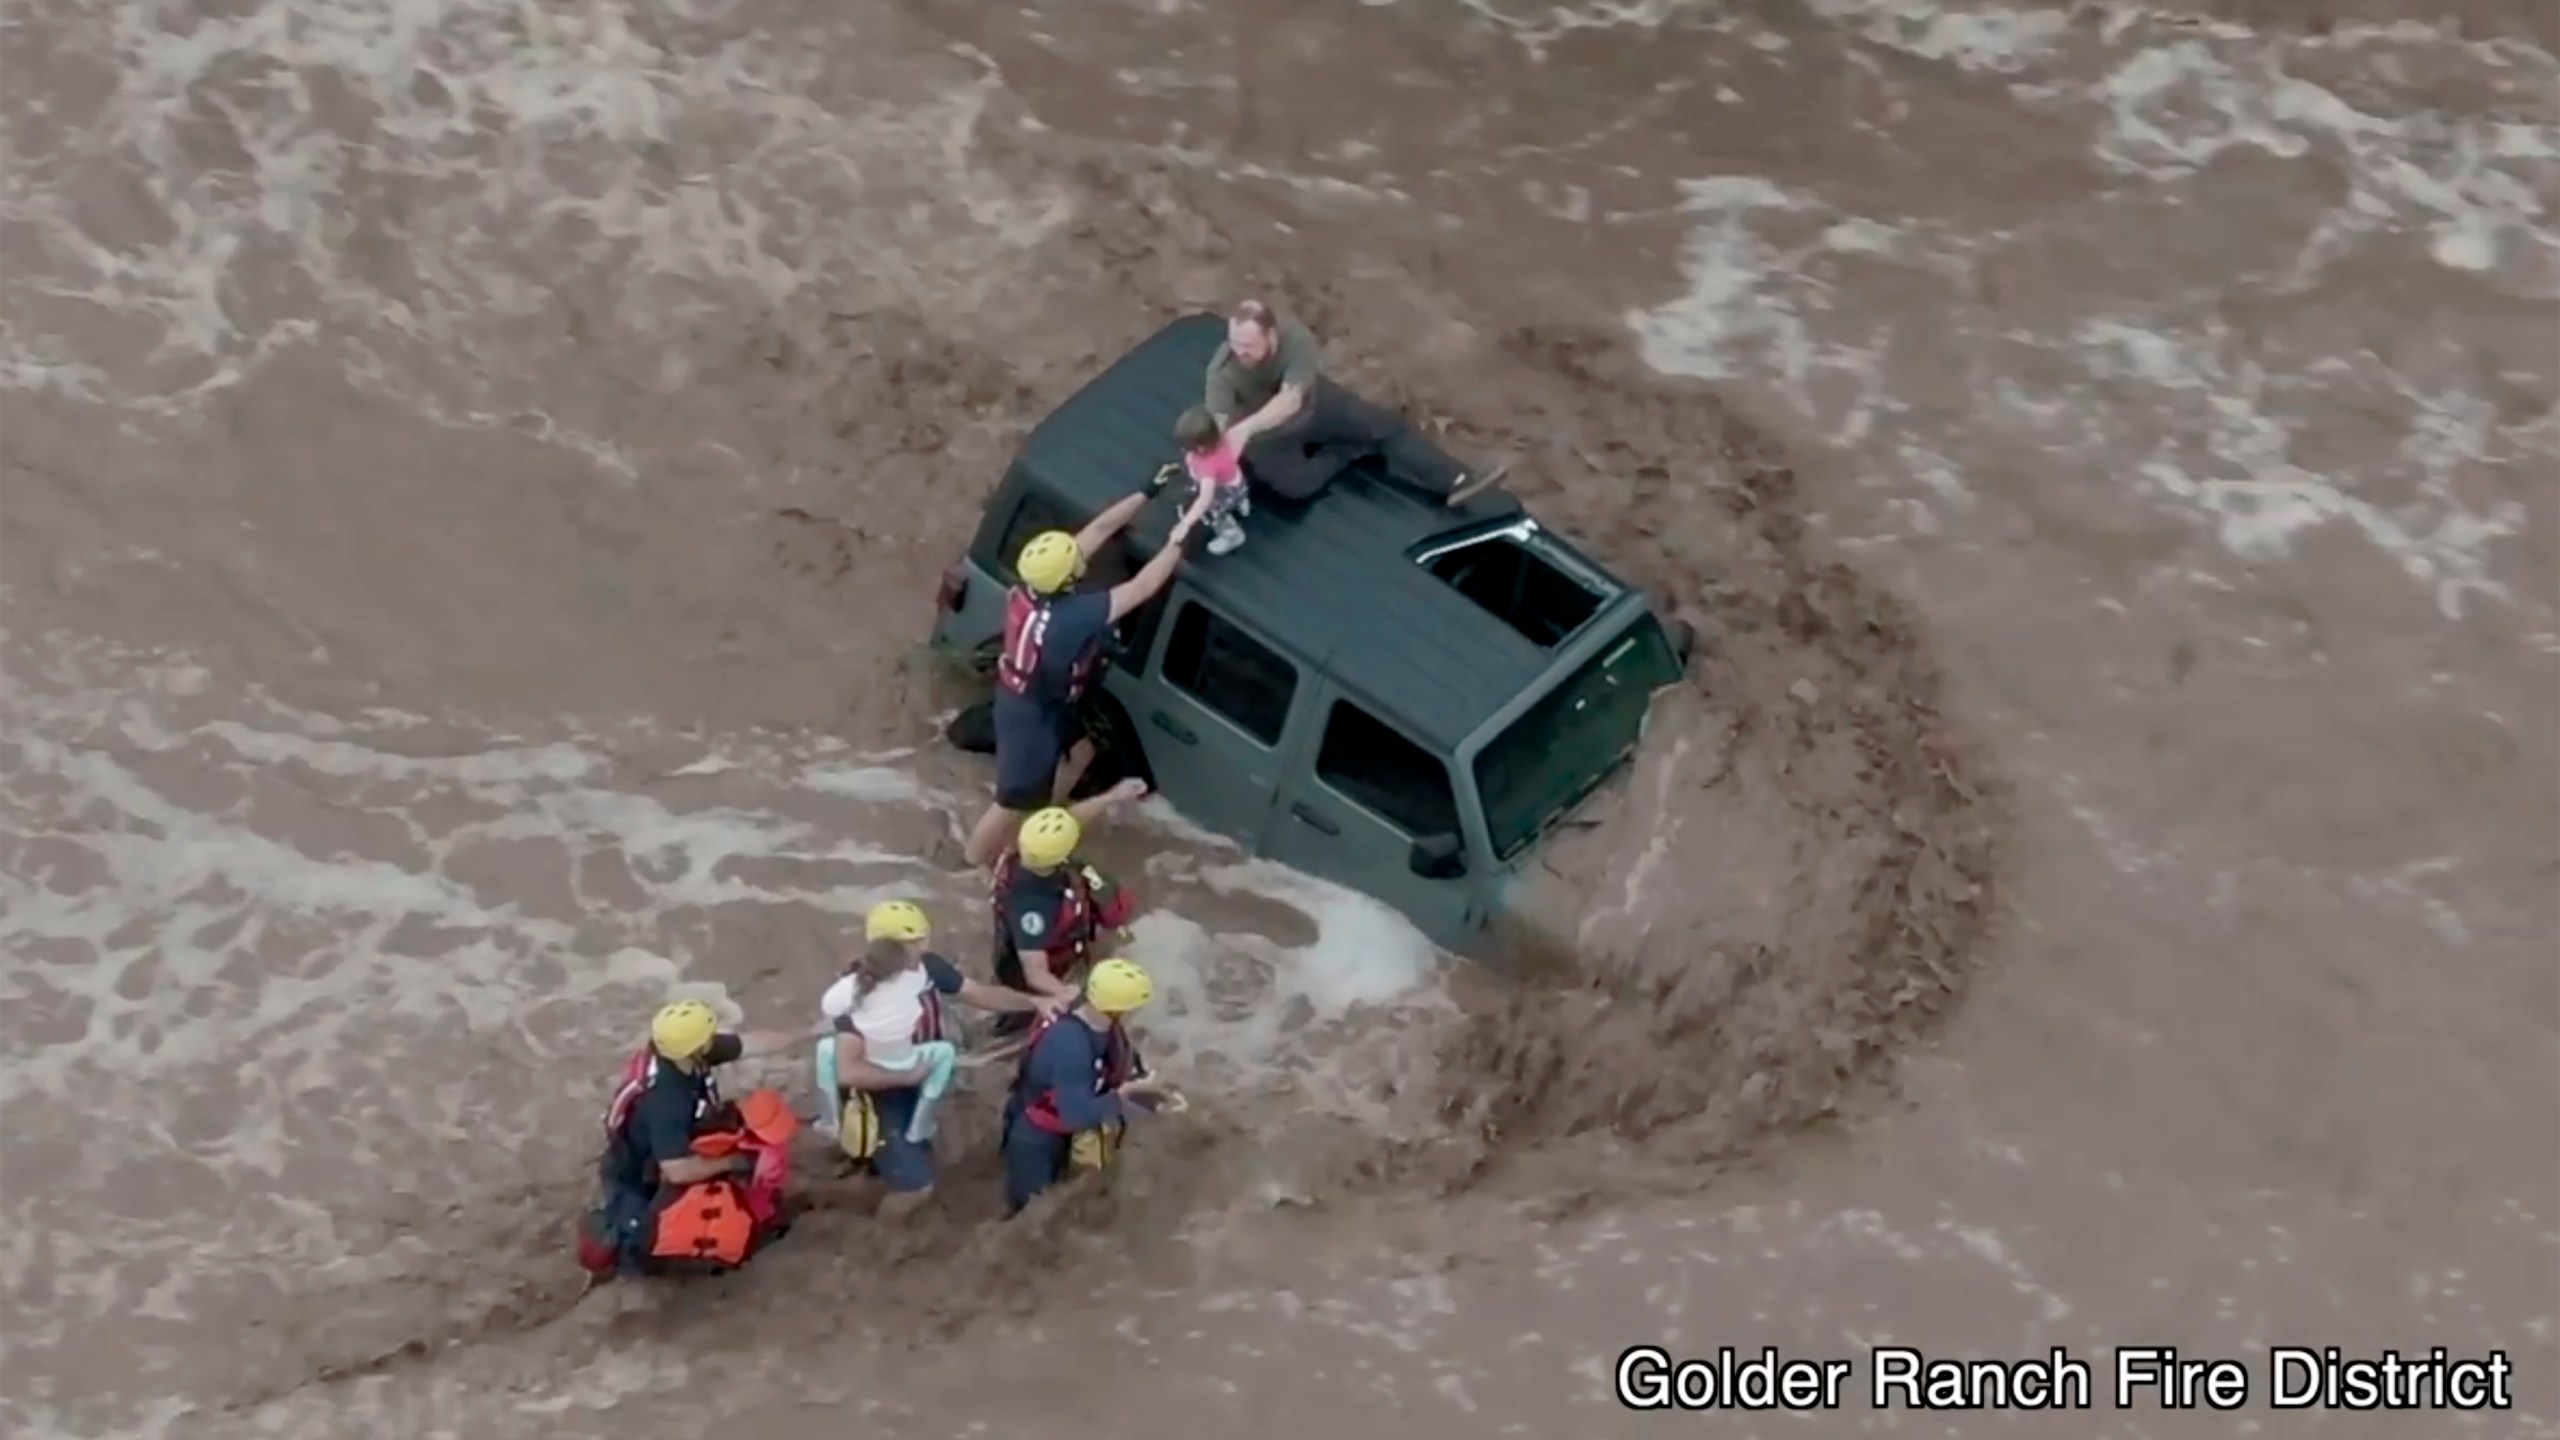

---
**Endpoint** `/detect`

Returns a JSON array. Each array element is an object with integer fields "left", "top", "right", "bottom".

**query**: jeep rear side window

[
  {"left": 993, "top": 491, "right": 1071, "bottom": 578},
  {"left": 992, "top": 488, "right": 1160, "bottom": 674},
  {"left": 1163, "top": 602, "right": 1296, "bottom": 746},
  {"left": 994, "top": 490, "right": 1138, "bottom": 591},
  {"left": 1314, "top": 701, "right": 1459, "bottom": 838}
]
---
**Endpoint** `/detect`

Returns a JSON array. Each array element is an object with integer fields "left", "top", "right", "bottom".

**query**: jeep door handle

[
  {"left": 1149, "top": 711, "right": 1198, "bottom": 745},
  {"left": 1290, "top": 803, "right": 1340, "bottom": 836}
]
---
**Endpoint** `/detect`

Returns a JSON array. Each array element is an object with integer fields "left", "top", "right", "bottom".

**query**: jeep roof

[{"left": 992, "top": 313, "right": 1646, "bottom": 753}]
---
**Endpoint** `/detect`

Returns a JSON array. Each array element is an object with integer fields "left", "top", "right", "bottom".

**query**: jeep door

[
  {"left": 1127, "top": 589, "right": 1301, "bottom": 852},
  {"left": 1263, "top": 681, "right": 1481, "bottom": 952}
]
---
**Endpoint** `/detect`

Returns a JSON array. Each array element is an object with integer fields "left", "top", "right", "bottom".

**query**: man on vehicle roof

[
  {"left": 1206, "top": 299, "right": 1508, "bottom": 508},
  {"left": 961, "top": 480, "right": 1217, "bottom": 869}
]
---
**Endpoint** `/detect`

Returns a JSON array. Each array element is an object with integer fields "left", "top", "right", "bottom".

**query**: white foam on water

[
  {"left": 1120, "top": 910, "right": 1290, "bottom": 1069},
  {"left": 0, "top": 671, "right": 943, "bottom": 1105},
  {"left": 1120, "top": 855, "right": 1451, "bottom": 1105},
  {"left": 0, "top": 321, "right": 108, "bottom": 399},
  {"left": 0, "top": 634, "right": 1461, "bottom": 1431},
  {"left": 1625, "top": 176, "right": 1907, "bottom": 447},
  {"left": 2069, "top": 317, "right": 2532, "bottom": 615},
  {"left": 1448, "top": 0, "right": 1732, "bottom": 62},
  {"left": 0, "top": 0, "right": 1073, "bottom": 438},
  {"left": 0, "top": 643, "right": 980, "bottom": 1415},
  {"left": 1626, "top": 5, "right": 2558, "bottom": 619},
  {"left": 1578, "top": 730, "right": 1694, "bottom": 950},
  {"left": 1195, "top": 858, "right": 1444, "bottom": 1011},
  {"left": 799, "top": 763, "right": 947, "bottom": 807},
  {"left": 1125, "top": 794, "right": 1247, "bottom": 853},
  {"left": 1801, "top": 0, "right": 2074, "bottom": 74},
  {"left": 1627, "top": 176, "right": 1816, "bottom": 385},
  {"left": 2091, "top": 36, "right": 2560, "bottom": 289}
]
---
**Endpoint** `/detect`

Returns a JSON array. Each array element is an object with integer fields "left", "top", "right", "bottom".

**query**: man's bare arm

[
  {"left": 1224, "top": 383, "right": 1306, "bottom": 447},
  {"left": 1074, "top": 492, "right": 1149, "bottom": 557},
  {"left": 735, "top": 1026, "right": 822, "bottom": 1059},
  {"left": 1227, "top": 324, "right": 1320, "bottom": 445},
  {"left": 1104, "top": 491, "right": 1213, "bottom": 624},
  {"left": 954, "top": 978, "right": 1052, "bottom": 1016},
  {"left": 1066, "top": 778, "right": 1146, "bottom": 828},
  {"left": 1017, "top": 948, "right": 1082, "bottom": 1003},
  {"left": 658, "top": 1153, "right": 738, "bottom": 1184}
]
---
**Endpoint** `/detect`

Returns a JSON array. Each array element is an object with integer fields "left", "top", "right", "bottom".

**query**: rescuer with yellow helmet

[
  {"left": 960, "top": 475, "right": 1218, "bottom": 869},
  {"left": 812, "top": 901, "right": 1056, "bottom": 1211},
  {"left": 582, "top": 984, "right": 813, "bottom": 1279},
  {"left": 987, "top": 803, "right": 1145, "bottom": 1039},
  {"left": 1000, "top": 958, "right": 1182, "bottom": 1214}
]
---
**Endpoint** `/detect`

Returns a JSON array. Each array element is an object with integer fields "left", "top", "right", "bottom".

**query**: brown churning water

[{"left": 1, "top": 0, "right": 2554, "bottom": 1436}]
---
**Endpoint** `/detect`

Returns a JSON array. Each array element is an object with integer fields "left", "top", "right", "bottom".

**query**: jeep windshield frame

[{"left": 1470, "top": 615, "right": 1684, "bottom": 863}]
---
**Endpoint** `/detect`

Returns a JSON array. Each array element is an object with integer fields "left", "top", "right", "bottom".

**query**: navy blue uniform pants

[{"left": 1000, "top": 1102, "right": 1072, "bottom": 1215}]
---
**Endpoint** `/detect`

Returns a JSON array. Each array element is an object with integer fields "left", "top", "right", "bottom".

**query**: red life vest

[
  {"left": 993, "top": 845, "right": 1105, "bottom": 978},
  {"left": 913, "top": 983, "right": 948, "bottom": 1046},
  {"left": 997, "top": 587, "right": 1101, "bottom": 703},
  {"left": 1014, "top": 1014, "right": 1136, "bottom": 1137}
]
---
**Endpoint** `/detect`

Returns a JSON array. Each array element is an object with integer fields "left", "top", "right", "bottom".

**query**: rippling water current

[{"left": 1, "top": 1, "right": 2554, "bottom": 1436}]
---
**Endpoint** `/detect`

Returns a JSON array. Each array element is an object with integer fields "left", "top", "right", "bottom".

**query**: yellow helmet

[
  {"left": 650, "top": 999, "right": 720, "bottom": 1061},
  {"left": 1015, "top": 806, "right": 1082, "bottom": 872},
  {"left": 865, "top": 900, "right": 931, "bottom": 943},
  {"left": 1085, "top": 958, "right": 1154, "bottom": 1015},
  {"left": 1015, "top": 531, "right": 1085, "bottom": 596}
]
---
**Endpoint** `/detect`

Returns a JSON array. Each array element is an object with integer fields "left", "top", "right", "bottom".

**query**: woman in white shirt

[{"left": 815, "top": 901, "right": 1057, "bottom": 1213}]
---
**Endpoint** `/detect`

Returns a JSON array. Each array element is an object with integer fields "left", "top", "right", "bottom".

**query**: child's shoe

[{"left": 1208, "top": 513, "right": 1247, "bottom": 556}]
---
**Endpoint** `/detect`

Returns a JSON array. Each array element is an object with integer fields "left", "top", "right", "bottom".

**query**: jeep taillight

[{"left": 936, "top": 565, "right": 967, "bottom": 613}]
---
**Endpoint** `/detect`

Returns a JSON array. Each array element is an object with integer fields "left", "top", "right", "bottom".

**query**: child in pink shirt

[{"left": 1170, "top": 406, "right": 1250, "bottom": 556}]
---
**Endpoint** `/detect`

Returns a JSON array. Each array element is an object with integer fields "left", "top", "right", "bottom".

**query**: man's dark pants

[{"left": 1239, "top": 379, "right": 1466, "bottom": 503}]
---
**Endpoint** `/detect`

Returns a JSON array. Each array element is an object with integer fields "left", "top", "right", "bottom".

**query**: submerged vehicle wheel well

[
  {"left": 1664, "top": 616, "right": 1697, "bottom": 667},
  {"left": 944, "top": 700, "right": 997, "bottom": 755},
  {"left": 1071, "top": 692, "right": 1152, "bottom": 799}
]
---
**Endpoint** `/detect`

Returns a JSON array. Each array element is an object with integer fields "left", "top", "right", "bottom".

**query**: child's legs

[{"left": 1206, "top": 480, "right": 1247, "bottom": 525}]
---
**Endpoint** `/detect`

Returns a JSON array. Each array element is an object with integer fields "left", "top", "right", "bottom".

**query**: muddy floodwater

[{"left": 1, "top": 0, "right": 2554, "bottom": 1436}]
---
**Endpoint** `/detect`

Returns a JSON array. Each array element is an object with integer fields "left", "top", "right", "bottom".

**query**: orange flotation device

[{"left": 645, "top": 1088, "right": 801, "bottom": 1268}]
